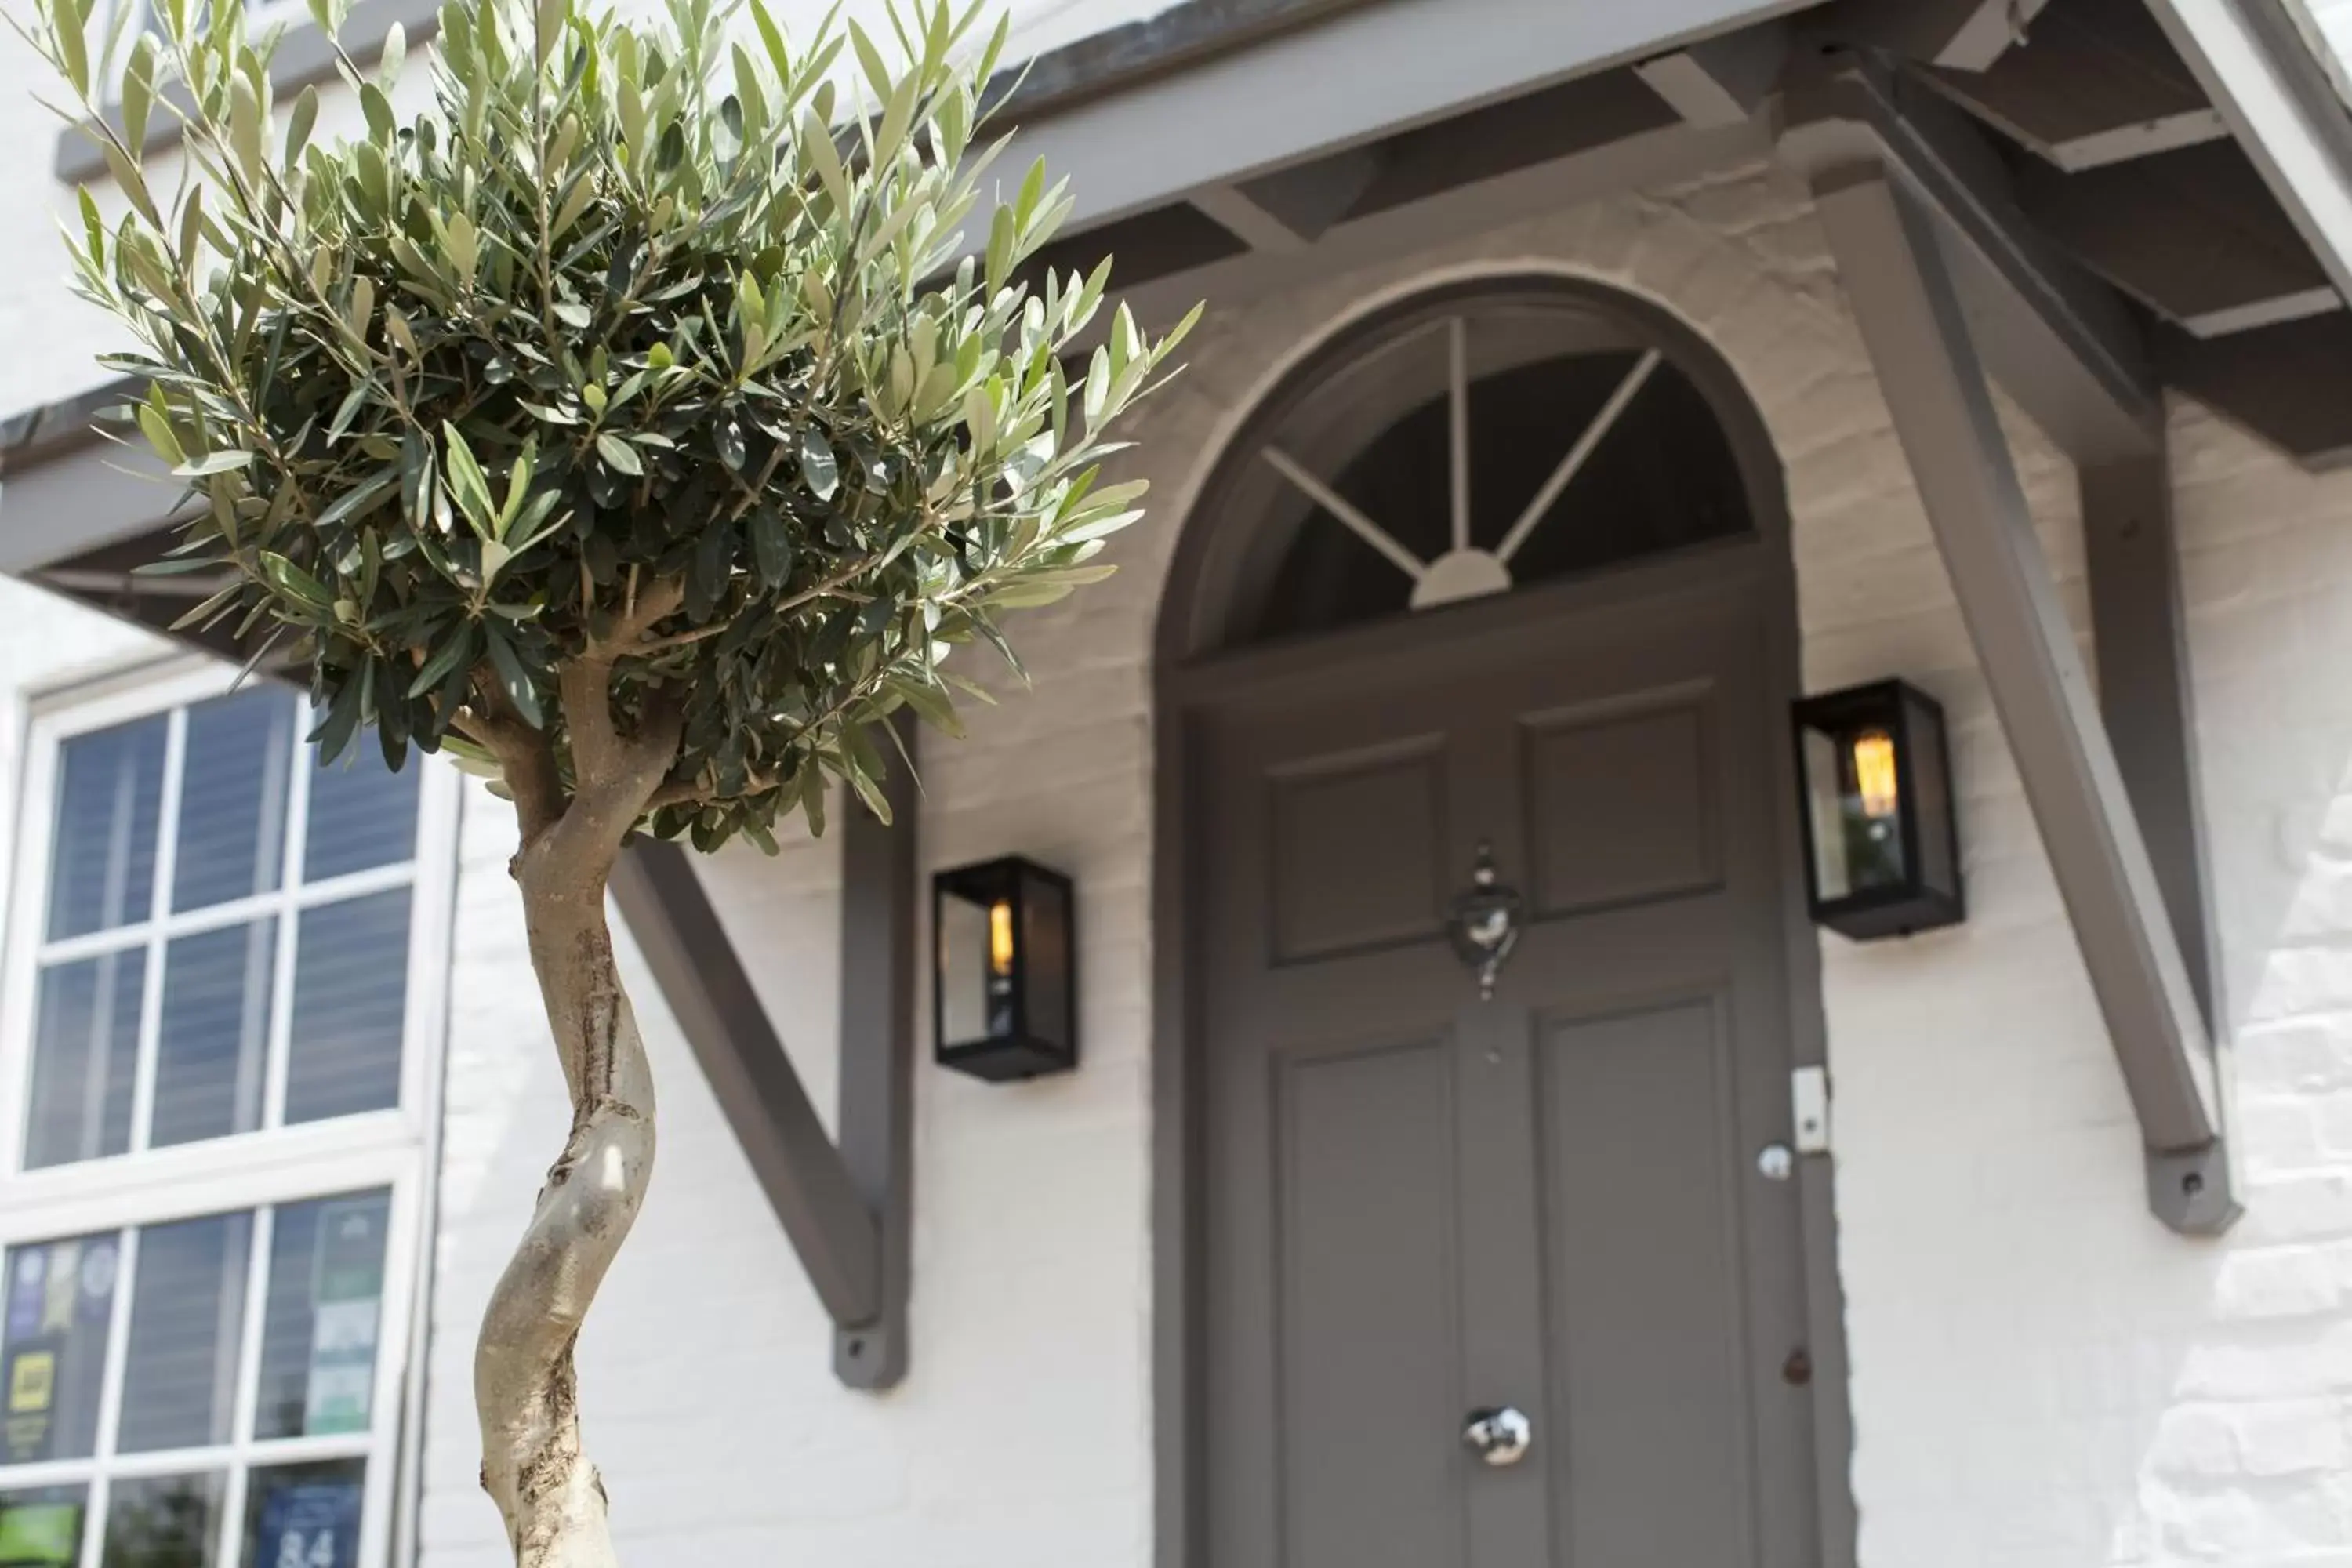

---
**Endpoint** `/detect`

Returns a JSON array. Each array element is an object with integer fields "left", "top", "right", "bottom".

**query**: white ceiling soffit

[
  {"left": 982, "top": 0, "right": 1816, "bottom": 238},
  {"left": 2142, "top": 0, "right": 2352, "bottom": 306}
]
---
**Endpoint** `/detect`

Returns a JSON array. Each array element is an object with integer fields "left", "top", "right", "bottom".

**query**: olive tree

[{"left": 20, "top": 0, "right": 1192, "bottom": 1558}]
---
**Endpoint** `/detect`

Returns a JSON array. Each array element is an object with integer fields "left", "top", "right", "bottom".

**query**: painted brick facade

[
  {"left": 413, "top": 159, "right": 2352, "bottom": 1568},
  {"left": 7, "top": 13, "right": 2352, "bottom": 1568}
]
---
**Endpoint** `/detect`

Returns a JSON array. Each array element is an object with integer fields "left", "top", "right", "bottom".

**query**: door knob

[{"left": 1461, "top": 1405, "right": 1534, "bottom": 1466}]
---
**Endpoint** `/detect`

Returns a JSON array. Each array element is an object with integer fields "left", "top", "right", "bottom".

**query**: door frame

[{"left": 1147, "top": 270, "right": 1859, "bottom": 1568}]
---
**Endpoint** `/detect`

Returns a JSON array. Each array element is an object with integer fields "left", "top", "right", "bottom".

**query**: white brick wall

[
  {"left": 412, "top": 158, "right": 2352, "bottom": 1568},
  {"left": 13, "top": 11, "right": 2352, "bottom": 1564}
]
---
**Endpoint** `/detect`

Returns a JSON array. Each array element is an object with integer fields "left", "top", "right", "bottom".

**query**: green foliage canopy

[{"left": 28, "top": 0, "right": 1193, "bottom": 849}]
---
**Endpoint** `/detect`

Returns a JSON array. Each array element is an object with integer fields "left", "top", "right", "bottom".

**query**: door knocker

[{"left": 1446, "top": 842, "right": 1523, "bottom": 1001}]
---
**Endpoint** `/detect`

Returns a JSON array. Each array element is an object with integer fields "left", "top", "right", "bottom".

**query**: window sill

[
  {"left": 52, "top": 0, "right": 442, "bottom": 185},
  {"left": 0, "top": 1110, "right": 420, "bottom": 1243}
]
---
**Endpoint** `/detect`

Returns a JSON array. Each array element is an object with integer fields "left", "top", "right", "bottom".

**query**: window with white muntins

[{"left": 0, "top": 662, "right": 456, "bottom": 1568}]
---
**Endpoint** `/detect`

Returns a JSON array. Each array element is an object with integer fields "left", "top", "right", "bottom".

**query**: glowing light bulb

[
  {"left": 989, "top": 899, "right": 1016, "bottom": 977},
  {"left": 1852, "top": 730, "right": 1899, "bottom": 820}
]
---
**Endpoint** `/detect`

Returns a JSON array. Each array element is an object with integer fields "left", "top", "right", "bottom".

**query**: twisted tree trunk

[
  {"left": 474, "top": 842, "right": 655, "bottom": 1567},
  {"left": 465, "top": 593, "right": 689, "bottom": 1567}
]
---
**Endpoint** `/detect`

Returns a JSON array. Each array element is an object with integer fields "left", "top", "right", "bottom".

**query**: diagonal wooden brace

[
  {"left": 610, "top": 720, "right": 917, "bottom": 1385},
  {"left": 1780, "top": 72, "right": 2239, "bottom": 1234}
]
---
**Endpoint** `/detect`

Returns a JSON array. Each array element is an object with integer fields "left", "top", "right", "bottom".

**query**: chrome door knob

[{"left": 1461, "top": 1405, "right": 1534, "bottom": 1466}]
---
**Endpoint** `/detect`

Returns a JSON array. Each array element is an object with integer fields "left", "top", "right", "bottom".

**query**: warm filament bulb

[
  {"left": 989, "top": 900, "right": 1016, "bottom": 976},
  {"left": 1852, "top": 731, "right": 1900, "bottom": 819}
]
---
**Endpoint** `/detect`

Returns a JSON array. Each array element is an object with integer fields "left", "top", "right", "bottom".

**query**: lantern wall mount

[
  {"left": 1792, "top": 678, "right": 1965, "bottom": 941},
  {"left": 933, "top": 856, "right": 1079, "bottom": 1081}
]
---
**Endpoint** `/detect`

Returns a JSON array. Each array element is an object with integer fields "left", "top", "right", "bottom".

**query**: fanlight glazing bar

[
  {"left": 1261, "top": 445, "right": 1429, "bottom": 582},
  {"left": 1449, "top": 315, "right": 1473, "bottom": 555},
  {"left": 1497, "top": 348, "right": 1663, "bottom": 564}
]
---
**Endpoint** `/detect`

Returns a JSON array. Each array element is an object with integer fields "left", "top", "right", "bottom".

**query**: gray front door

[{"left": 1195, "top": 546, "right": 1818, "bottom": 1568}]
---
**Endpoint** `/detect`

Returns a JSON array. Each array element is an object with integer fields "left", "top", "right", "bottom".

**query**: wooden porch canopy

[{"left": 6, "top": 0, "right": 2347, "bottom": 1321}]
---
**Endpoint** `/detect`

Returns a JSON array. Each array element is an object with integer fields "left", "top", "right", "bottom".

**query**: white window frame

[{"left": 0, "top": 655, "right": 460, "bottom": 1568}]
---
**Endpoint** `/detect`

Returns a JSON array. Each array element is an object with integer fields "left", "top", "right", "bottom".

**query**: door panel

[
  {"left": 1538, "top": 997, "right": 1752, "bottom": 1568},
  {"left": 1269, "top": 737, "right": 1450, "bottom": 963},
  {"left": 1195, "top": 552, "right": 1817, "bottom": 1568},
  {"left": 1521, "top": 691, "right": 1722, "bottom": 917},
  {"left": 1276, "top": 1038, "right": 1466, "bottom": 1568}
]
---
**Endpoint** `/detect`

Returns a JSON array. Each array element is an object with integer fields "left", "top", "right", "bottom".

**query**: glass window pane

[
  {"left": 23, "top": 952, "right": 144, "bottom": 1169},
  {"left": 151, "top": 921, "right": 278, "bottom": 1150},
  {"left": 1, "top": 1236, "right": 120, "bottom": 1465},
  {"left": 1802, "top": 728, "right": 1853, "bottom": 902},
  {"left": 101, "top": 1472, "right": 222, "bottom": 1568},
  {"left": 0, "top": 1484, "right": 87, "bottom": 1567},
  {"left": 172, "top": 691, "right": 295, "bottom": 915},
  {"left": 117, "top": 1215, "right": 250, "bottom": 1454},
  {"left": 253, "top": 1192, "right": 390, "bottom": 1441},
  {"left": 48, "top": 716, "right": 168, "bottom": 941},
  {"left": 241, "top": 1461, "right": 361, "bottom": 1568},
  {"left": 938, "top": 892, "right": 993, "bottom": 1046},
  {"left": 284, "top": 892, "right": 408, "bottom": 1126},
  {"left": 302, "top": 743, "right": 419, "bottom": 884}
]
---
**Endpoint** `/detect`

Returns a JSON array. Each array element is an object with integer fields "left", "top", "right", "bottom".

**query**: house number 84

[{"left": 275, "top": 1531, "right": 337, "bottom": 1568}]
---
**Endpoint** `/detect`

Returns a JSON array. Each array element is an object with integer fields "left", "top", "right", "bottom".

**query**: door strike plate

[{"left": 1791, "top": 1065, "right": 1831, "bottom": 1156}]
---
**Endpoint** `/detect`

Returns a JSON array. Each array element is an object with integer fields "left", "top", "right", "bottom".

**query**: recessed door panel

[
  {"left": 1539, "top": 996, "right": 1755, "bottom": 1568},
  {"left": 1269, "top": 739, "right": 1448, "bottom": 962},
  {"left": 1276, "top": 1038, "right": 1466, "bottom": 1568},
  {"left": 1522, "top": 692, "right": 1720, "bottom": 918}
]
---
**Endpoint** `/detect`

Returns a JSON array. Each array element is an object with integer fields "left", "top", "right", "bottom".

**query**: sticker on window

[
  {"left": 302, "top": 1200, "right": 383, "bottom": 1436},
  {"left": 0, "top": 1239, "right": 114, "bottom": 1465}
]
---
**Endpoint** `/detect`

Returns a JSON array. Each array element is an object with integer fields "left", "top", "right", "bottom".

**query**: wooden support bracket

[
  {"left": 609, "top": 719, "right": 918, "bottom": 1386},
  {"left": 1791, "top": 151, "right": 2239, "bottom": 1235},
  {"left": 1776, "top": 53, "right": 2162, "bottom": 464}
]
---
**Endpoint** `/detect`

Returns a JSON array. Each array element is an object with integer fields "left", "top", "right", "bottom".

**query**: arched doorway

[{"left": 1150, "top": 277, "right": 1849, "bottom": 1568}]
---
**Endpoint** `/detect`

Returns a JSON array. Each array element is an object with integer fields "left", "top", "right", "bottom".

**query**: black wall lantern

[
  {"left": 933, "top": 856, "right": 1077, "bottom": 1081},
  {"left": 1791, "top": 679, "right": 1964, "bottom": 940}
]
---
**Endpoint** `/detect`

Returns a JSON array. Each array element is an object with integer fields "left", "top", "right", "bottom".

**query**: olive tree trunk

[
  {"left": 473, "top": 848, "right": 653, "bottom": 1566},
  {"left": 465, "top": 611, "right": 688, "bottom": 1567}
]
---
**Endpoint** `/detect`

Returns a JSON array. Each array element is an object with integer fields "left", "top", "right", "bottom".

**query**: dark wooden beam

[
  {"left": 1798, "top": 152, "right": 2236, "bottom": 1234},
  {"left": 1014, "top": 201, "right": 1247, "bottom": 298},
  {"left": 612, "top": 808, "right": 919, "bottom": 1388},
  {"left": 612, "top": 840, "right": 883, "bottom": 1330},
  {"left": 1816, "top": 0, "right": 2048, "bottom": 71},
  {"left": 2157, "top": 312, "right": 2352, "bottom": 469},
  {"left": 830, "top": 719, "right": 917, "bottom": 1388},
  {"left": 1344, "top": 67, "right": 1680, "bottom": 220},
  {"left": 2083, "top": 448, "right": 2221, "bottom": 1034},
  {"left": 2015, "top": 139, "right": 2341, "bottom": 336},
  {"left": 2143, "top": 0, "right": 2352, "bottom": 310},
  {"left": 1919, "top": 0, "right": 2225, "bottom": 171},
  {"left": 1102, "top": 117, "right": 1768, "bottom": 345},
  {"left": 1191, "top": 148, "right": 1383, "bottom": 252},
  {"left": 1777, "top": 52, "right": 2161, "bottom": 462},
  {"left": 1635, "top": 24, "right": 1789, "bottom": 127}
]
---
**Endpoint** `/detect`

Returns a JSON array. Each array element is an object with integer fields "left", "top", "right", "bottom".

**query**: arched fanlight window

[{"left": 1195, "top": 284, "right": 1758, "bottom": 649}]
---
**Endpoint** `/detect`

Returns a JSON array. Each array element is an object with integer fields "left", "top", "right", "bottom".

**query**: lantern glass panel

[
  {"left": 1802, "top": 721, "right": 1908, "bottom": 900},
  {"left": 1018, "top": 866, "right": 1072, "bottom": 1052},
  {"left": 1905, "top": 688, "right": 1956, "bottom": 898},
  {"left": 937, "top": 880, "right": 1015, "bottom": 1047}
]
